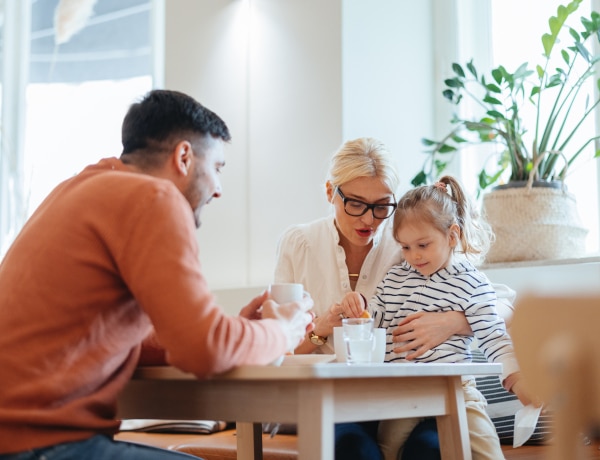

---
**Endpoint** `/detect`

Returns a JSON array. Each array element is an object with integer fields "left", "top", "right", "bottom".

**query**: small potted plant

[{"left": 412, "top": 0, "right": 600, "bottom": 263}]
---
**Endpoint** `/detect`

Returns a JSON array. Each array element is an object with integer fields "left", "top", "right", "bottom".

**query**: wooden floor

[
  {"left": 116, "top": 432, "right": 600, "bottom": 460},
  {"left": 501, "top": 441, "right": 600, "bottom": 460}
]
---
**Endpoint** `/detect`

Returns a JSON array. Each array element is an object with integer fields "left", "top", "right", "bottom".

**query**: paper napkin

[{"left": 513, "top": 404, "right": 543, "bottom": 448}]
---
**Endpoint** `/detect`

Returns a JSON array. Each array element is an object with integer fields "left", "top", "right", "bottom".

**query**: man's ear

[{"left": 173, "top": 140, "right": 193, "bottom": 176}]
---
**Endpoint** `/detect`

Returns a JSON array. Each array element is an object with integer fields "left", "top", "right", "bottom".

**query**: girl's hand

[
  {"left": 392, "top": 311, "right": 470, "bottom": 360},
  {"left": 339, "top": 292, "right": 366, "bottom": 318},
  {"left": 506, "top": 373, "right": 542, "bottom": 408}
]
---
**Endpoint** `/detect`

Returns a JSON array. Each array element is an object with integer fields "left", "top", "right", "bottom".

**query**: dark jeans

[
  {"left": 401, "top": 418, "right": 440, "bottom": 460},
  {"left": 0, "top": 435, "right": 200, "bottom": 460},
  {"left": 335, "top": 418, "right": 440, "bottom": 460}
]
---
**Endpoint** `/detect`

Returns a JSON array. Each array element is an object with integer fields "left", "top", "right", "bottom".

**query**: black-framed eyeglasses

[{"left": 335, "top": 187, "right": 397, "bottom": 219}]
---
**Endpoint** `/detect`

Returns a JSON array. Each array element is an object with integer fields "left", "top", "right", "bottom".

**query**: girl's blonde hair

[
  {"left": 393, "top": 175, "right": 494, "bottom": 264},
  {"left": 326, "top": 137, "right": 399, "bottom": 194}
]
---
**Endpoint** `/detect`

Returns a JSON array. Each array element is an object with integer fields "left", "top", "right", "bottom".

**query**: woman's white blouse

[{"left": 274, "top": 216, "right": 402, "bottom": 353}]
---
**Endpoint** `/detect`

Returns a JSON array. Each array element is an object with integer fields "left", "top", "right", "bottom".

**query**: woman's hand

[
  {"left": 317, "top": 302, "right": 348, "bottom": 336},
  {"left": 294, "top": 299, "right": 350, "bottom": 354},
  {"left": 391, "top": 311, "right": 471, "bottom": 360}
]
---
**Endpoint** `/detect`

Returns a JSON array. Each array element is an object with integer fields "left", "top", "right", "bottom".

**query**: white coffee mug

[
  {"left": 371, "top": 328, "right": 386, "bottom": 363},
  {"left": 333, "top": 327, "right": 347, "bottom": 362},
  {"left": 268, "top": 282, "right": 306, "bottom": 366},
  {"left": 269, "top": 283, "right": 304, "bottom": 303}
]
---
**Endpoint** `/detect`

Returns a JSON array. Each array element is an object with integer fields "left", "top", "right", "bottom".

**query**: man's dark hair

[{"left": 121, "top": 89, "right": 231, "bottom": 156}]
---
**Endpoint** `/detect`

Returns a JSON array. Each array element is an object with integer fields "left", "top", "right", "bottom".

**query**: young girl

[{"left": 339, "top": 175, "right": 534, "bottom": 460}]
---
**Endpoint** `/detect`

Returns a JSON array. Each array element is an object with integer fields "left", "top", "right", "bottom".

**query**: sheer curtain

[{"left": 0, "top": 0, "right": 157, "bottom": 257}]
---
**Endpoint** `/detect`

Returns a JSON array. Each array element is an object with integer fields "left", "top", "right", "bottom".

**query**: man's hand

[
  {"left": 239, "top": 290, "right": 269, "bottom": 320},
  {"left": 262, "top": 294, "right": 314, "bottom": 351}
]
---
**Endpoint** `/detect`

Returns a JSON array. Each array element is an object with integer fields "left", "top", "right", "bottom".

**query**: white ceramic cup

[
  {"left": 333, "top": 327, "right": 347, "bottom": 362},
  {"left": 342, "top": 318, "right": 374, "bottom": 364},
  {"left": 335, "top": 326, "right": 386, "bottom": 363},
  {"left": 268, "top": 283, "right": 305, "bottom": 366},
  {"left": 371, "top": 328, "right": 386, "bottom": 363},
  {"left": 268, "top": 283, "right": 304, "bottom": 303}
]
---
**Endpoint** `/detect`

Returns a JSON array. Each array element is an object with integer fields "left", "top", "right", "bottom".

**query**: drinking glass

[{"left": 342, "top": 317, "right": 374, "bottom": 364}]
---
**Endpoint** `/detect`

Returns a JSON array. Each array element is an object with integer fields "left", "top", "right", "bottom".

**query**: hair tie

[{"left": 434, "top": 181, "right": 448, "bottom": 193}]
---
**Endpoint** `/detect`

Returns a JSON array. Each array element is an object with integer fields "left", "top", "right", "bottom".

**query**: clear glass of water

[{"left": 342, "top": 318, "right": 374, "bottom": 364}]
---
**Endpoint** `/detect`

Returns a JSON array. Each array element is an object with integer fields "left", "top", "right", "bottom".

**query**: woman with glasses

[{"left": 274, "top": 137, "right": 477, "bottom": 460}]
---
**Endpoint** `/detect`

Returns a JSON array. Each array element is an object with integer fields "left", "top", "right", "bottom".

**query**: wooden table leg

[
  {"left": 236, "top": 421, "right": 263, "bottom": 460},
  {"left": 297, "top": 382, "right": 335, "bottom": 460},
  {"left": 436, "top": 376, "right": 471, "bottom": 460}
]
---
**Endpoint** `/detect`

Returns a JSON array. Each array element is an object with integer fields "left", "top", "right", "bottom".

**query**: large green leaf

[
  {"left": 442, "top": 89, "right": 455, "bottom": 102},
  {"left": 483, "top": 95, "right": 502, "bottom": 105},
  {"left": 444, "top": 78, "right": 463, "bottom": 88},
  {"left": 543, "top": 0, "right": 582, "bottom": 57},
  {"left": 452, "top": 63, "right": 465, "bottom": 78},
  {"left": 411, "top": 171, "right": 427, "bottom": 187},
  {"left": 576, "top": 42, "right": 591, "bottom": 62},
  {"left": 466, "top": 60, "right": 478, "bottom": 78},
  {"left": 437, "top": 144, "right": 457, "bottom": 154}
]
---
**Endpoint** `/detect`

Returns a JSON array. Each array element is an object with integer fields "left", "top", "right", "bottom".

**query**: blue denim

[
  {"left": 334, "top": 418, "right": 440, "bottom": 460},
  {"left": 335, "top": 421, "right": 382, "bottom": 460},
  {"left": 0, "top": 435, "right": 201, "bottom": 460},
  {"left": 401, "top": 418, "right": 441, "bottom": 460}
]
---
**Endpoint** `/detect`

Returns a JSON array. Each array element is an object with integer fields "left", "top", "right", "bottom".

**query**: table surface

[
  {"left": 120, "top": 361, "right": 502, "bottom": 460},
  {"left": 131, "top": 360, "right": 502, "bottom": 380}
]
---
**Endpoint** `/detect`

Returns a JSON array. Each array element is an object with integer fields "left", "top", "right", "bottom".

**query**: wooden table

[{"left": 117, "top": 361, "right": 501, "bottom": 460}]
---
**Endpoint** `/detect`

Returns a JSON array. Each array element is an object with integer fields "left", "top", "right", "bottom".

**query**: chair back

[{"left": 511, "top": 294, "right": 600, "bottom": 459}]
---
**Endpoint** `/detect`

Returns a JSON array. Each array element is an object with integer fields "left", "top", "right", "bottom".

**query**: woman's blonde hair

[
  {"left": 326, "top": 137, "right": 400, "bottom": 194},
  {"left": 393, "top": 175, "right": 495, "bottom": 264}
]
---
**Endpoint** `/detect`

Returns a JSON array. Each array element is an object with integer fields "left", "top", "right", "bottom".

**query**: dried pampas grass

[{"left": 54, "top": 0, "right": 98, "bottom": 45}]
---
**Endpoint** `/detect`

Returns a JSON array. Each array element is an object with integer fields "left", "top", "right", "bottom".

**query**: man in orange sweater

[{"left": 0, "top": 90, "right": 313, "bottom": 459}]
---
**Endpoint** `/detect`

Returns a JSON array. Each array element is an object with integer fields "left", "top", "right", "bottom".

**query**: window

[
  {"left": 459, "top": 0, "right": 599, "bottom": 254},
  {"left": 0, "top": 0, "right": 157, "bottom": 257}
]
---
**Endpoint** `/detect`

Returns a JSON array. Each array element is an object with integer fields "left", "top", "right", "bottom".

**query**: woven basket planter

[{"left": 482, "top": 183, "right": 588, "bottom": 263}]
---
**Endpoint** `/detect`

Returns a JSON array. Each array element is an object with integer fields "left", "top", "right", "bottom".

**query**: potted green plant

[{"left": 412, "top": 0, "right": 600, "bottom": 263}]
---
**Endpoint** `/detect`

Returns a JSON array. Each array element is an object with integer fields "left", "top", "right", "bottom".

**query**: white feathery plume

[{"left": 54, "top": 0, "right": 98, "bottom": 45}]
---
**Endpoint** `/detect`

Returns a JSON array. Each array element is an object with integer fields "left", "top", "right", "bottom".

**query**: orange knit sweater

[{"left": 0, "top": 157, "right": 286, "bottom": 453}]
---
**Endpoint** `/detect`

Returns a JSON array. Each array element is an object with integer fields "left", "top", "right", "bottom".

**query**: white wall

[
  {"left": 164, "top": 0, "right": 343, "bottom": 290},
  {"left": 164, "top": 0, "right": 252, "bottom": 289},
  {"left": 161, "top": 0, "right": 439, "bottom": 290},
  {"left": 342, "top": 1, "right": 434, "bottom": 195},
  {"left": 163, "top": 1, "right": 438, "bottom": 290}
]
